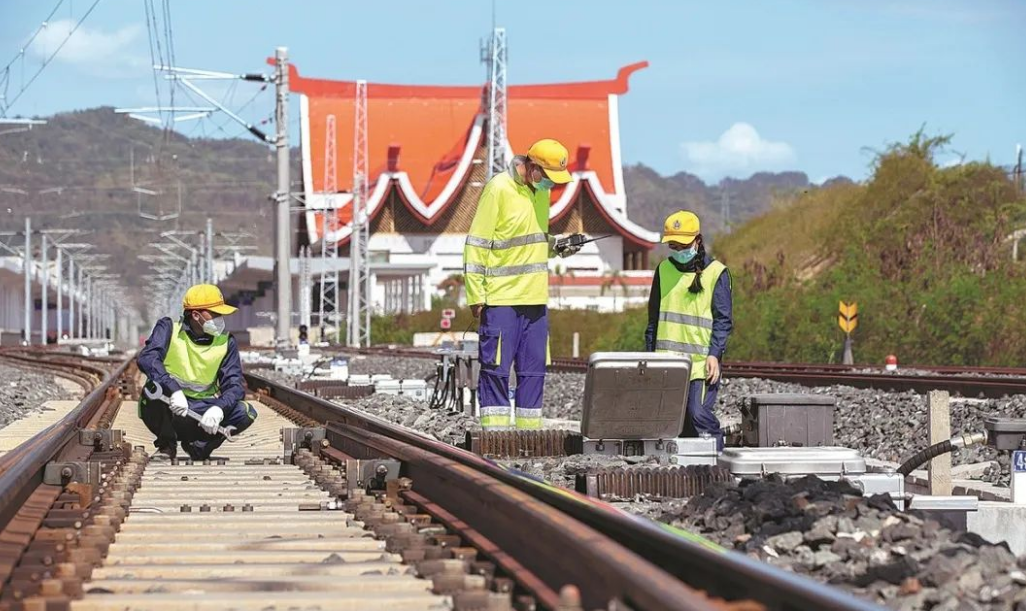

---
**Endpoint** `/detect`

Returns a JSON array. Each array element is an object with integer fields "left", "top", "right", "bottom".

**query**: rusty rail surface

[
  {"left": 0, "top": 356, "right": 130, "bottom": 533},
  {"left": 248, "top": 372, "right": 884, "bottom": 611}
]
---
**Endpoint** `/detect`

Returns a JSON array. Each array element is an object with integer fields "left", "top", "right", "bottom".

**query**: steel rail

[
  {"left": 248, "top": 372, "right": 885, "bottom": 611},
  {"left": 346, "top": 347, "right": 1026, "bottom": 398},
  {"left": 0, "top": 357, "right": 130, "bottom": 532}
]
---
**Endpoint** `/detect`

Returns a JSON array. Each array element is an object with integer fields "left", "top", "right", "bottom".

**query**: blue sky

[{"left": 1, "top": 0, "right": 1023, "bottom": 183}]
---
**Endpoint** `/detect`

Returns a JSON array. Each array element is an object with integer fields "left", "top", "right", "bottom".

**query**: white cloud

[
  {"left": 28, "top": 19, "right": 146, "bottom": 75},
  {"left": 681, "top": 123, "right": 796, "bottom": 181}
]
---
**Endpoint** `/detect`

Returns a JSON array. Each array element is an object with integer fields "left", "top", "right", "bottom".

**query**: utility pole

[
  {"left": 23, "top": 218, "right": 31, "bottom": 345},
  {"left": 206, "top": 218, "right": 214, "bottom": 282},
  {"left": 69, "top": 257, "right": 76, "bottom": 339},
  {"left": 274, "top": 46, "right": 292, "bottom": 348},
  {"left": 40, "top": 233, "right": 48, "bottom": 345},
  {"left": 1016, "top": 144, "right": 1023, "bottom": 194},
  {"left": 56, "top": 246, "right": 63, "bottom": 341}
]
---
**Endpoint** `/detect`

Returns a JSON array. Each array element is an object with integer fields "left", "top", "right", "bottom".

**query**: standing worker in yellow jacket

[
  {"left": 463, "top": 139, "right": 582, "bottom": 430},
  {"left": 645, "top": 211, "right": 733, "bottom": 450}
]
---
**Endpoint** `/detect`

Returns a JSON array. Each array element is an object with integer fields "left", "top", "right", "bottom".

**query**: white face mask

[{"left": 202, "top": 316, "right": 226, "bottom": 337}]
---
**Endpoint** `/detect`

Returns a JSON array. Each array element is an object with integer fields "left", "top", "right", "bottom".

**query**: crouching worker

[
  {"left": 137, "top": 284, "right": 257, "bottom": 460},
  {"left": 645, "top": 211, "right": 733, "bottom": 451}
]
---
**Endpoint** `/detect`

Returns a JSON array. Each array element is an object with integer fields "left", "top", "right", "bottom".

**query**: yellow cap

[
  {"left": 661, "top": 211, "right": 700, "bottom": 244},
  {"left": 182, "top": 284, "right": 237, "bottom": 315},
  {"left": 526, "top": 139, "right": 573, "bottom": 185}
]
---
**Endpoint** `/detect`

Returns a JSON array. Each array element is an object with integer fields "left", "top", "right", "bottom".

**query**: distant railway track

[
  {"left": 0, "top": 347, "right": 883, "bottom": 611},
  {"left": 352, "top": 346, "right": 1026, "bottom": 398}
]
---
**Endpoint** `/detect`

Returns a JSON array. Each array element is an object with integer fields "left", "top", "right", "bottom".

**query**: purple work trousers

[{"left": 477, "top": 305, "right": 547, "bottom": 430}]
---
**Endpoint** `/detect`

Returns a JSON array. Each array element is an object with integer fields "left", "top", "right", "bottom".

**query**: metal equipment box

[
  {"left": 984, "top": 417, "right": 1026, "bottom": 450},
  {"left": 581, "top": 352, "right": 692, "bottom": 440},
  {"left": 741, "top": 393, "right": 836, "bottom": 447},
  {"left": 582, "top": 435, "right": 718, "bottom": 466},
  {"left": 718, "top": 447, "right": 866, "bottom": 478}
]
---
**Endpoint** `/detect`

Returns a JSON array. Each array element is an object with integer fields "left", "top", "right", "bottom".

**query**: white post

[
  {"left": 573, "top": 332, "right": 580, "bottom": 359},
  {"left": 928, "top": 390, "right": 952, "bottom": 495}
]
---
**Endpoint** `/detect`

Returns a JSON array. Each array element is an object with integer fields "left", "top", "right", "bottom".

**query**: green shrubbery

[{"left": 717, "top": 132, "right": 1026, "bottom": 366}]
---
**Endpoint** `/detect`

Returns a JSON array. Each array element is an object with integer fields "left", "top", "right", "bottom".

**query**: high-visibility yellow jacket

[
  {"left": 163, "top": 322, "right": 228, "bottom": 398},
  {"left": 654, "top": 260, "right": 727, "bottom": 381},
  {"left": 463, "top": 162, "right": 551, "bottom": 306}
]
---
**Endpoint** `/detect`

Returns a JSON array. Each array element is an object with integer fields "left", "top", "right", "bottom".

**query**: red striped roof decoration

[{"left": 274, "top": 58, "right": 659, "bottom": 247}]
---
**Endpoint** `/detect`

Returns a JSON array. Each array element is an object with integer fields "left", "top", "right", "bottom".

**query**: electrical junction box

[
  {"left": 719, "top": 446, "right": 866, "bottom": 479},
  {"left": 984, "top": 417, "right": 1026, "bottom": 451},
  {"left": 582, "top": 435, "right": 718, "bottom": 466},
  {"left": 741, "top": 393, "right": 836, "bottom": 447},
  {"left": 375, "top": 379, "right": 428, "bottom": 401},
  {"left": 581, "top": 352, "right": 692, "bottom": 440}
]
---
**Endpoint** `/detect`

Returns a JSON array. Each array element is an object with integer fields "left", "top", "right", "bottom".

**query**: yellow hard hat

[
  {"left": 182, "top": 284, "right": 237, "bottom": 315},
  {"left": 526, "top": 139, "right": 573, "bottom": 185},
  {"left": 661, "top": 211, "right": 700, "bottom": 244}
]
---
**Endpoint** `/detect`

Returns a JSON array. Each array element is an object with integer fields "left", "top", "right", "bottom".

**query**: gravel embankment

[
  {"left": 657, "top": 475, "right": 1026, "bottom": 611},
  {"left": 0, "top": 364, "right": 78, "bottom": 428},
  {"left": 258, "top": 355, "right": 1026, "bottom": 610}
]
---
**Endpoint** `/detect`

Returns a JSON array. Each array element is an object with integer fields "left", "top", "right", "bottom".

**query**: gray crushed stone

[
  {"left": 655, "top": 475, "right": 1026, "bottom": 611},
  {"left": 542, "top": 373, "right": 1026, "bottom": 487},
  {"left": 0, "top": 364, "right": 77, "bottom": 428}
]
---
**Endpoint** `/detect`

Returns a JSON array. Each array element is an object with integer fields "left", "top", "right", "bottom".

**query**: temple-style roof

[{"left": 282, "top": 60, "right": 658, "bottom": 247}]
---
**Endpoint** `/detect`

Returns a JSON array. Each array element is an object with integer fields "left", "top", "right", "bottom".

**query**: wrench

[{"left": 143, "top": 382, "right": 238, "bottom": 442}]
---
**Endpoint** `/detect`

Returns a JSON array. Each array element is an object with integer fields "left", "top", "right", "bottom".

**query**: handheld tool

[
  {"left": 143, "top": 382, "right": 238, "bottom": 441},
  {"left": 554, "top": 233, "right": 613, "bottom": 253}
]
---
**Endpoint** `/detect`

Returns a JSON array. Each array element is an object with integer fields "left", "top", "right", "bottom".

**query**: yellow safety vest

[
  {"left": 654, "top": 259, "right": 727, "bottom": 381},
  {"left": 163, "top": 322, "right": 228, "bottom": 398},
  {"left": 463, "top": 166, "right": 550, "bottom": 306}
]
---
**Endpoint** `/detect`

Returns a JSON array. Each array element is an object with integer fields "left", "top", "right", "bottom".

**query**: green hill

[{"left": 716, "top": 132, "right": 1026, "bottom": 366}]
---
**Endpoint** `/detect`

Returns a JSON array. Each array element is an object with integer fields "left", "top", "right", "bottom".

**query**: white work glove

[
  {"left": 199, "top": 406, "right": 224, "bottom": 435},
  {"left": 168, "top": 390, "right": 189, "bottom": 417}
]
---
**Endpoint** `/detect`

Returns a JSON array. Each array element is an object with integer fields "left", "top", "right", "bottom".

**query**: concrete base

[{"left": 965, "top": 502, "right": 1026, "bottom": 555}]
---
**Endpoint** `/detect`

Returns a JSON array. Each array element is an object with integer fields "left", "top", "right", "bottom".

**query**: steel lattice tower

[
  {"left": 484, "top": 28, "right": 508, "bottom": 180},
  {"left": 319, "top": 114, "right": 340, "bottom": 337},
  {"left": 347, "top": 80, "right": 371, "bottom": 347}
]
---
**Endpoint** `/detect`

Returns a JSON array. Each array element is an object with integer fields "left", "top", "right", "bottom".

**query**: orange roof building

[{"left": 289, "top": 60, "right": 659, "bottom": 313}]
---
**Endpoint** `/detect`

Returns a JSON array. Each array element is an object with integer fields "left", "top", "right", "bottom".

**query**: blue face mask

[
  {"left": 670, "top": 246, "right": 698, "bottom": 265},
  {"left": 532, "top": 177, "right": 555, "bottom": 191}
]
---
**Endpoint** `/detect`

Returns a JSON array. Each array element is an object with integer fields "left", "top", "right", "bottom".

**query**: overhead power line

[{"left": 0, "top": 0, "right": 104, "bottom": 118}]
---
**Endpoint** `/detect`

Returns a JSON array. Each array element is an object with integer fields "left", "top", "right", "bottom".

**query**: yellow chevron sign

[{"left": 838, "top": 301, "right": 858, "bottom": 334}]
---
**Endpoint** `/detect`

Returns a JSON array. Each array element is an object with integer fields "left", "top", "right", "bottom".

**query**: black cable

[
  {"left": 0, "top": 0, "right": 67, "bottom": 77},
  {"left": 897, "top": 440, "right": 954, "bottom": 477},
  {"left": 0, "top": 0, "right": 103, "bottom": 117}
]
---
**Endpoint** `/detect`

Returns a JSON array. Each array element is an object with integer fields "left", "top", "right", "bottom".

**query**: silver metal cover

[
  {"left": 581, "top": 352, "right": 692, "bottom": 439},
  {"left": 718, "top": 447, "right": 866, "bottom": 477}
]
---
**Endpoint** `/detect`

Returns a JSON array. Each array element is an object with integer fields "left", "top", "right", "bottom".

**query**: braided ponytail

[{"left": 688, "top": 236, "right": 707, "bottom": 294}]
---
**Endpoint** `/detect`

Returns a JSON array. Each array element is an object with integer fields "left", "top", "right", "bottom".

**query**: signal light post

[{"left": 838, "top": 301, "right": 858, "bottom": 365}]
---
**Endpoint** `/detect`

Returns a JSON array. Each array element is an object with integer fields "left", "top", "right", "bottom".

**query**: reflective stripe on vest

[
  {"left": 463, "top": 171, "right": 551, "bottom": 306},
  {"left": 654, "top": 259, "right": 726, "bottom": 381},
  {"left": 163, "top": 322, "right": 228, "bottom": 399}
]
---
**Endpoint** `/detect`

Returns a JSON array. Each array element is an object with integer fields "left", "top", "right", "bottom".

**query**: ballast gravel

[{"left": 0, "top": 363, "right": 77, "bottom": 428}]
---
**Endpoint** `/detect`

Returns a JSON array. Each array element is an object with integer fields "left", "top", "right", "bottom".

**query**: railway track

[
  {"left": 0, "top": 350, "right": 887, "bottom": 611},
  {"left": 350, "top": 346, "right": 1026, "bottom": 399}
]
